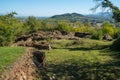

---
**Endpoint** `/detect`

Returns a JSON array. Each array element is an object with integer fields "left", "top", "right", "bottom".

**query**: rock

[
  {"left": 12, "top": 30, "right": 82, "bottom": 48},
  {"left": 26, "top": 38, "right": 33, "bottom": 46},
  {"left": 15, "top": 35, "right": 31, "bottom": 42},
  {"left": 53, "top": 30, "right": 62, "bottom": 35},
  {"left": 103, "top": 34, "right": 113, "bottom": 41},
  {"left": 61, "top": 31, "right": 68, "bottom": 35},
  {"left": 75, "top": 32, "right": 91, "bottom": 38},
  {"left": 16, "top": 41, "right": 26, "bottom": 46},
  {"left": 33, "top": 42, "right": 50, "bottom": 50}
]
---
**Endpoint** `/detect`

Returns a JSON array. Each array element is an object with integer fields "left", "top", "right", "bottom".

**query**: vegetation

[
  {"left": 93, "top": 0, "right": 120, "bottom": 50},
  {"left": 0, "top": 0, "right": 120, "bottom": 79},
  {"left": 50, "top": 12, "right": 113, "bottom": 23},
  {"left": 101, "top": 21, "right": 114, "bottom": 36},
  {"left": 40, "top": 39, "right": 120, "bottom": 80},
  {"left": 0, "top": 47, "right": 25, "bottom": 73},
  {"left": 0, "top": 11, "right": 120, "bottom": 50}
]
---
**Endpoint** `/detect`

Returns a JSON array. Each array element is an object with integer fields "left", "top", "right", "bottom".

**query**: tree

[
  {"left": 25, "top": 16, "right": 41, "bottom": 32},
  {"left": 0, "top": 12, "right": 18, "bottom": 46},
  {"left": 93, "top": 0, "right": 120, "bottom": 22}
]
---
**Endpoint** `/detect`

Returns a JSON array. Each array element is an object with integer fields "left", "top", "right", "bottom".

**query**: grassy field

[
  {"left": 0, "top": 47, "right": 25, "bottom": 73},
  {"left": 42, "top": 39, "right": 120, "bottom": 80}
]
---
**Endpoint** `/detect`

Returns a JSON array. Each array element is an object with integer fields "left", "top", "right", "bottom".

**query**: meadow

[{"left": 41, "top": 39, "right": 120, "bottom": 80}]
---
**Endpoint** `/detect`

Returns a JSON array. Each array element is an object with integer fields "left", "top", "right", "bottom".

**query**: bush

[
  {"left": 0, "top": 12, "right": 19, "bottom": 46},
  {"left": 101, "top": 21, "right": 114, "bottom": 37},
  {"left": 24, "top": 16, "right": 42, "bottom": 33},
  {"left": 91, "top": 30, "right": 103, "bottom": 40},
  {"left": 57, "top": 21, "right": 73, "bottom": 32},
  {"left": 0, "top": 26, "right": 15, "bottom": 46}
]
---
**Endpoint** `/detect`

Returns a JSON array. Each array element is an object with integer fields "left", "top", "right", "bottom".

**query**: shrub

[
  {"left": 58, "top": 21, "right": 73, "bottom": 32},
  {"left": 24, "top": 16, "right": 41, "bottom": 33},
  {"left": 101, "top": 21, "right": 114, "bottom": 37},
  {"left": 91, "top": 30, "right": 103, "bottom": 40}
]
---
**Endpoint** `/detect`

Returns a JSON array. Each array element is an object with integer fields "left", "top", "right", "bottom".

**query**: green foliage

[
  {"left": 0, "top": 12, "right": 118, "bottom": 46},
  {"left": 46, "top": 35, "right": 51, "bottom": 43},
  {"left": 24, "top": 16, "right": 41, "bottom": 32},
  {"left": 0, "top": 24, "right": 15, "bottom": 46},
  {"left": 0, "top": 12, "right": 18, "bottom": 25},
  {"left": 101, "top": 21, "right": 114, "bottom": 36},
  {"left": 41, "top": 20, "right": 58, "bottom": 31},
  {"left": 57, "top": 21, "right": 73, "bottom": 32},
  {"left": 91, "top": 21, "right": 115, "bottom": 40},
  {"left": 0, "top": 12, "right": 19, "bottom": 46},
  {"left": 92, "top": 30, "right": 103, "bottom": 40}
]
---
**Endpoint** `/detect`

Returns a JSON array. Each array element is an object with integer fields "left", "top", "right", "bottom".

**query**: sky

[{"left": 0, "top": 0, "right": 120, "bottom": 17}]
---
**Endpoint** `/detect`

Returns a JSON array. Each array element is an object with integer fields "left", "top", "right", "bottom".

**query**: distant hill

[
  {"left": 51, "top": 13, "right": 88, "bottom": 22},
  {"left": 86, "top": 12, "right": 114, "bottom": 23},
  {"left": 50, "top": 12, "right": 114, "bottom": 23}
]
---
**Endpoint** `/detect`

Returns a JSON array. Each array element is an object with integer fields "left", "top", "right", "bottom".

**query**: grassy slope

[
  {"left": 44, "top": 39, "right": 120, "bottom": 80},
  {"left": 0, "top": 47, "right": 25, "bottom": 73}
]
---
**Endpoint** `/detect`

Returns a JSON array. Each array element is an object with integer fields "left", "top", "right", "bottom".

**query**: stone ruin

[
  {"left": 12, "top": 31, "right": 92, "bottom": 50},
  {"left": 74, "top": 32, "right": 92, "bottom": 38}
]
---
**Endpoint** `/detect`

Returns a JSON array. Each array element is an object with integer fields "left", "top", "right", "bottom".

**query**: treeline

[{"left": 0, "top": 12, "right": 120, "bottom": 46}]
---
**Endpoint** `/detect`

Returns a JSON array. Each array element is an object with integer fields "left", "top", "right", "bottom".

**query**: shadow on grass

[
  {"left": 53, "top": 45, "right": 110, "bottom": 51},
  {"left": 38, "top": 58, "right": 120, "bottom": 80},
  {"left": 37, "top": 43, "right": 120, "bottom": 80}
]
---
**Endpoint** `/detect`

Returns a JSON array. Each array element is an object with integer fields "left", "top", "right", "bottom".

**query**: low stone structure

[
  {"left": 12, "top": 31, "right": 80, "bottom": 49},
  {"left": 75, "top": 32, "right": 91, "bottom": 38}
]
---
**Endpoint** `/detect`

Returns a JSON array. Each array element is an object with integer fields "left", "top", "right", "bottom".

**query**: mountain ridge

[{"left": 50, "top": 12, "right": 114, "bottom": 23}]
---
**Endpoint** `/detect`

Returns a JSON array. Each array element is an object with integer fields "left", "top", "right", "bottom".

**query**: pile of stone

[
  {"left": 75, "top": 32, "right": 92, "bottom": 38},
  {"left": 13, "top": 31, "right": 51, "bottom": 50},
  {"left": 12, "top": 31, "right": 91, "bottom": 49}
]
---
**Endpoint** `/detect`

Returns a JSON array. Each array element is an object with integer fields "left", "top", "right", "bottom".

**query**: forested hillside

[{"left": 50, "top": 12, "right": 113, "bottom": 23}]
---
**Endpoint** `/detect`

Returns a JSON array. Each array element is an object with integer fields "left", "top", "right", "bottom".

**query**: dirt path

[{"left": 0, "top": 48, "right": 40, "bottom": 80}]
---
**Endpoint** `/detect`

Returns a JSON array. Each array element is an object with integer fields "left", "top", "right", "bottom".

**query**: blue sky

[{"left": 0, "top": 0, "right": 120, "bottom": 17}]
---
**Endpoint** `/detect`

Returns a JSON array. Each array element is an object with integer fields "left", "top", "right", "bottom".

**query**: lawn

[
  {"left": 0, "top": 47, "right": 25, "bottom": 73},
  {"left": 41, "top": 39, "right": 120, "bottom": 80}
]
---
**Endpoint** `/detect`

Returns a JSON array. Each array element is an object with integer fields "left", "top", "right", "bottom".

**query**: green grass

[
  {"left": 0, "top": 47, "right": 25, "bottom": 73},
  {"left": 41, "top": 39, "right": 120, "bottom": 80}
]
